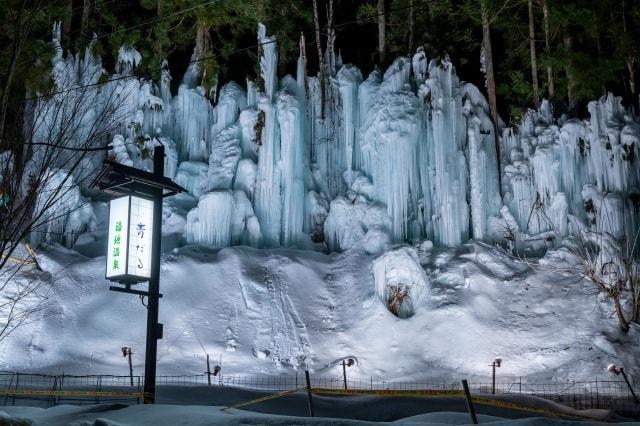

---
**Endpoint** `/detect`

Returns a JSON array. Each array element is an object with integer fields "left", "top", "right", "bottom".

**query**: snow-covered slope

[{"left": 1, "top": 242, "right": 636, "bottom": 383}]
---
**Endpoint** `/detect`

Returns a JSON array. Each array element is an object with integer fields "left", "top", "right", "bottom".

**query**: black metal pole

[
  {"left": 621, "top": 369, "right": 639, "bottom": 405},
  {"left": 461, "top": 380, "right": 478, "bottom": 424},
  {"left": 342, "top": 361, "right": 347, "bottom": 390},
  {"left": 128, "top": 349, "right": 134, "bottom": 387},
  {"left": 305, "top": 370, "right": 315, "bottom": 417},
  {"left": 143, "top": 146, "right": 164, "bottom": 404},
  {"left": 206, "top": 354, "right": 211, "bottom": 386},
  {"left": 492, "top": 362, "right": 496, "bottom": 394}
]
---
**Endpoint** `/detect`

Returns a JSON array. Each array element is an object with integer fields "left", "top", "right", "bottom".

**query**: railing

[{"left": 0, "top": 371, "right": 636, "bottom": 415}]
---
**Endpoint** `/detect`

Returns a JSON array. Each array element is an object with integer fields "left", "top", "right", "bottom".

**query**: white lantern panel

[
  {"left": 127, "top": 196, "right": 154, "bottom": 279},
  {"left": 106, "top": 196, "right": 130, "bottom": 278}
]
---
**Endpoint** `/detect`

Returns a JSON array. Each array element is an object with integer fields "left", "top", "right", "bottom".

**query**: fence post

[
  {"left": 13, "top": 373, "right": 20, "bottom": 406},
  {"left": 461, "top": 380, "right": 478, "bottom": 424},
  {"left": 96, "top": 376, "right": 101, "bottom": 404},
  {"left": 3, "top": 373, "right": 14, "bottom": 406},
  {"left": 50, "top": 376, "right": 58, "bottom": 407},
  {"left": 206, "top": 354, "right": 211, "bottom": 386},
  {"left": 305, "top": 370, "right": 315, "bottom": 417}
]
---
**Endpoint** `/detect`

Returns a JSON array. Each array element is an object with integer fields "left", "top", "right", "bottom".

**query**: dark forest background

[{"left": 1, "top": 0, "right": 639, "bottom": 147}]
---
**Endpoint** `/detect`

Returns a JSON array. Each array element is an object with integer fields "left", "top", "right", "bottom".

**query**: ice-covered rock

[
  {"left": 174, "top": 161, "right": 209, "bottom": 199},
  {"left": 324, "top": 184, "right": 392, "bottom": 253},
  {"left": 30, "top": 169, "right": 93, "bottom": 248}
]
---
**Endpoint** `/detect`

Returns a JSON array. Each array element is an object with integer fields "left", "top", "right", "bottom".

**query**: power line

[{"left": 24, "top": 1, "right": 425, "bottom": 102}]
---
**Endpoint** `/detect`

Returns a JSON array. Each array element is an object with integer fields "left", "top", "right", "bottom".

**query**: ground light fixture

[
  {"left": 121, "top": 346, "right": 134, "bottom": 386},
  {"left": 340, "top": 357, "right": 356, "bottom": 390},
  {"left": 608, "top": 364, "right": 639, "bottom": 405},
  {"left": 490, "top": 357, "right": 502, "bottom": 394}
]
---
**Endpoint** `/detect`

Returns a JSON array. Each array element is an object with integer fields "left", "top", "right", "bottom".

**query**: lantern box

[{"left": 106, "top": 195, "right": 155, "bottom": 283}]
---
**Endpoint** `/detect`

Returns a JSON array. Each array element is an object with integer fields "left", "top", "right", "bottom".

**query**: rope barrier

[
  {"left": 223, "top": 386, "right": 307, "bottom": 412},
  {"left": 0, "top": 389, "right": 143, "bottom": 398}
]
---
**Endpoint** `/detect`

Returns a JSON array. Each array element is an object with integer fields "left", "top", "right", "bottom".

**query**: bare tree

[
  {"left": 0, "top": 24, "right": 126, "bottom": 341},
  {"left": 504, "top": 197, "right": 640, "bottom": 334}
]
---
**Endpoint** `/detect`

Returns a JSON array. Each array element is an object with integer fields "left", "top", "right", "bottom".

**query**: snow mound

[{"left": 373, "top": 246, "right": 429, "bottom": 318}]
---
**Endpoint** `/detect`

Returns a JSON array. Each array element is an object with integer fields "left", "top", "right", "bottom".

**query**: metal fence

[{"left": 0, "top": 371, "right": 637, "bottom": 416}]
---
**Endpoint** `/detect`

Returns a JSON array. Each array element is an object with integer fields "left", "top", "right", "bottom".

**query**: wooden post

[
  {"left": 461, "top": 380, "right": 478, "bottom": 424},
  {"left": 206, "top": 354, "right": 211, "bottom": 386},
  {"left": 305, "top": 370, "right": 315, "bottom": 417}
]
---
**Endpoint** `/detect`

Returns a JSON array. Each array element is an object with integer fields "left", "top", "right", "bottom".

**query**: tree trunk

[
  {"left": 408, "top": 0, "right": 414, "bottom": 54},
  {"left": 326, "top": 0, "right": 336, "bottom": 75},
  {"left": 564, "top": 34, "right": 576, "bottom": 112},
  {"left": 541, "top": 0, "right": 554, "bottom": 98},
  {"left": 312, "top": 0, "right": 325, "bottom": 119},
  {"left": 80, "top": 0, "right": 93, "bottom": 41},
  {"left": 0, "top": 0, "right": 39, "bottom": 151},
  {"left": 63, "top": 0, "right": 73, "bottom": 40},
  {"left": 377, "top": 0, "right": 386, "bottom": 66},
  {"left": 481, "top": 1, "right": 502, "bottom": 192},
  {"left": 528, "top": 0, "right": 540, "bottom": 108},
  {"left": 613, "top": 295, "right": 630, "bottom": 333},
  {"left": 622, "top": 0, "right": 638, "bottom": 111},
  {"left": 629, "top": 59, "right": 637, "bottom": 107}
]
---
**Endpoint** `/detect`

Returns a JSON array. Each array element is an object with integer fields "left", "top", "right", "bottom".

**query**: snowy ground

[
  {"left": 0, "top": 388, "right": 635, "bottom": 425},
  {"left": 0, "top": 240, "right": 637, "bottom": 385},
  {"left": 0, "top": 404, "right": 618, "bottom": 426}
]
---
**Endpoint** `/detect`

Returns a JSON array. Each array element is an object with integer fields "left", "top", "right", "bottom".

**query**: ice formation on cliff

[{"left": 25, "top": 23, "right": 640, "bottom": 254}]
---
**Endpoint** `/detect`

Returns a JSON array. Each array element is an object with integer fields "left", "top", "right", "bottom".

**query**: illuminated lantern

[{"left": 106, "top": 195, "right": 154, "bottom": 282}]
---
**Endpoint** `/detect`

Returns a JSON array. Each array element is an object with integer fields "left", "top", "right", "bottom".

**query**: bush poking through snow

[
  {"left": 387, "top": 284, "right": 413, "bottom": 318},
  {"left": 373, "top": 246, "right": 429, "bottom": 318}
]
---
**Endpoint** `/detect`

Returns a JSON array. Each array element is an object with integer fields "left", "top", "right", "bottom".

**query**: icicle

[
  {"left": 337, "top": 65, "right": 363, "bottom": 183},
  {"left": 254, "top": 24, "right": 282, "bottom": 246}
]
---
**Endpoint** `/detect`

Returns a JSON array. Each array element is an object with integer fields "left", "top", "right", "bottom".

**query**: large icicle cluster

[
  {"left": 28, "top": 23, "right": 640, "bottom": 253},
  {"left": 501, "top": 96, "right": 640, "bottom": 248}
]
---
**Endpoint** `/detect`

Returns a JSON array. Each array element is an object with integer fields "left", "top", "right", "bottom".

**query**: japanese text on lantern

[
  {"left": 106, "top": 196, "right": 129, "bottom": 278},
  {"left": 127, "top": 197, "right": 153, "bottom": 278}
]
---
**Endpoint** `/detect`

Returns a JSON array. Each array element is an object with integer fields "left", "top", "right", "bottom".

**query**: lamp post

[
  {"left": 121, "top": 346, "right": 134, "bottom": 386},
  {"left": 341, "top": 358, "right": 355, "bottom": 390},
  {"left": 91, "top": 146, "right": 185, "bottom": 404},
  {"left": 490, "top": 357, "right": 502, "bottom": 394},
  {"left": 608, "top": 364, "right": 639, "bottom": 405}
]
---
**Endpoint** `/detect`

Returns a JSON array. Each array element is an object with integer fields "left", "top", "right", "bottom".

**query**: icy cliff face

[{"left": 29, "top": 23, "right": 640, "bottom": 253}]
